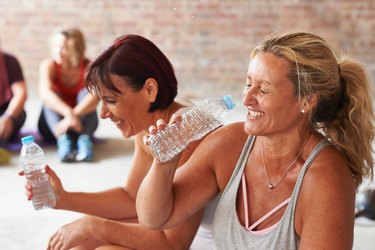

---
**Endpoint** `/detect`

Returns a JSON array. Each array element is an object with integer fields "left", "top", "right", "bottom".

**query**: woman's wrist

[{"left": 62, "top": 110, "right": 77, "bottom": 120}]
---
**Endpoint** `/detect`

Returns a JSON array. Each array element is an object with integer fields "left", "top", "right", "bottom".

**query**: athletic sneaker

[
  {"left": 76, "top": 134, "right": 93, "bottom": 162},
  {"left": 57, "top": 134, "right": 75, "bottom": 162}
]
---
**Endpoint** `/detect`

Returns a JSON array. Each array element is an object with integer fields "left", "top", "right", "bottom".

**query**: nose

[
  {"left": 99, "top": 103, "right": 109, "bottom": 119},
  {"left": 242, "top": 86, "right": 257, "bottom": 106}
]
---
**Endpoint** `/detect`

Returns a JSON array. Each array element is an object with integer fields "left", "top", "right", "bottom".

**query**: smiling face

[
  {"left": 242, "top": 52, "right": 306, "bottom": 137},
  {"left": 98, "top": 74, "right": 157, "bottom": 138}
]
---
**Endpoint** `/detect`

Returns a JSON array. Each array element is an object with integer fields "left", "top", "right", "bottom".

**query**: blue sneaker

[
  {"left": 57, "top": 134, "right": 75, "bottom": 162},
  {"left": 76, "top": 134, "right": 93, "bottom": 162}
]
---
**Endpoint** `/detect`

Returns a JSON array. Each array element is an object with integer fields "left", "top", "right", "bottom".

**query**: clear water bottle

[
  {"left": 148, "top": 95, "right": 236, "bottom": 162},
  {"left": 20, "top": 135, "right": 56, "bottom": 210}
]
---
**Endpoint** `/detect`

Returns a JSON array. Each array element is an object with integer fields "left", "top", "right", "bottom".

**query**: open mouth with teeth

[{"left": 249, "top": 110, "right": 264, "bottom": 118}]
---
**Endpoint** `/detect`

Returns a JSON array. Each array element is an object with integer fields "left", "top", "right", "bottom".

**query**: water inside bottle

[{"left": 26, "top": 168, "right": 56, "bottom": 210}]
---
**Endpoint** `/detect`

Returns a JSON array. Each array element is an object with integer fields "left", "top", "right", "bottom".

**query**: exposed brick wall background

[{"left": 0, "top": 0, "right": 374, "bottom": 101}]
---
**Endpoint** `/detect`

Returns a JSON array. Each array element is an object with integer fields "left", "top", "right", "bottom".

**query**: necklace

[{"left": 262, "top": 135, "right": 310, "bottom": 190}]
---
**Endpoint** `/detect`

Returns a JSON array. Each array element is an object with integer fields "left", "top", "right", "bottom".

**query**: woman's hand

[
  {"left": 19, "top": 165, "right": 66, "bottom": 209},
  {"left": 143, "top": 115, "right": 186, "bottom": 164},
  {"left": 54, "top": 113, "right": 83, "bottom": 136},
  {"left": 47, "top": 216, "right": 102, "bottom": 250}
]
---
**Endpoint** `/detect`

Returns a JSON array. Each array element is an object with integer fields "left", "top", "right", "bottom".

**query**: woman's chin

[
  {"left": 243, "top": 123, "right": 257, "bottom": 136},
  {"left": 121, "top": 131, "right": 132, "bottom": 139}
]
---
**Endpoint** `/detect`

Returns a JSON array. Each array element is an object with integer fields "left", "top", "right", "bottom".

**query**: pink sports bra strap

[{"left": 241, "top": 173, "right": 291, "bottom": 232}]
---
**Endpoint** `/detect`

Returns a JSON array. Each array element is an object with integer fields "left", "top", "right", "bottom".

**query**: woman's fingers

[
  {"left": 145, "top": 116, "right": 182, "bottom": 146},
  {"left": 148, "top": 125, "right": 157, "bottom": 134},
  {"left": 25, "top": 183, "right": 32, "bottom": 200},
  {"left": 156, "top": 119, "right": 167, "bottom": 129},
  {"left": 169, "top": 114, "right": 182, "bottom": 124}
]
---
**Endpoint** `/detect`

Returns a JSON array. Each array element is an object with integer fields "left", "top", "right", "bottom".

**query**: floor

[{"left": 0, "top": 96, "right": 374, "bottom": 249}]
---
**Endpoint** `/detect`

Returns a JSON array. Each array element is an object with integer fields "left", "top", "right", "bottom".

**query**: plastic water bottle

[
  {"left": 20, "top": 135, "right": 56, "bottom": 210},
  {"left": 148, "top": 95, "right": 236, "bottom": 162}
]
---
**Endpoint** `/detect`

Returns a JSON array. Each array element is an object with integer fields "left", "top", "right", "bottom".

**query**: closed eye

[
  {"left": 102, "top": 97, "right": 117, "bottom": 105},
  {"left": 244, "top": 82, "right": 268, "bottom": 94}
]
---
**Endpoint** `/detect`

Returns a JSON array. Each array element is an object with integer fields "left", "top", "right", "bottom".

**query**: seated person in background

[
  {"left": 136, "top": 31, "right": 375, "bottom": 250},
  {"left": 37, "top": 28, "right": 99, "bottom": 162},
  {"left": 0, "top": 38, "right": 27, "bottom": 164},
  {"left": 24, "top": 34, "right": 215, "bottom": 250}
]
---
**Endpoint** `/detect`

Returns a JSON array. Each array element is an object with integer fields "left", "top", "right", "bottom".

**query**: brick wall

[{"left": 0, "top": 0, "right": 374, "bottom": 101}]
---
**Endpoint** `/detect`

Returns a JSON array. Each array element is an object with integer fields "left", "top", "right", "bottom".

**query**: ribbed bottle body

[{"left": 148, "top": 95, "right": 235, "bottom": 162}]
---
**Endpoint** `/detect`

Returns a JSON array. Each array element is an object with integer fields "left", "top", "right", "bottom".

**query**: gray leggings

[{"left": 37, "top": 89, "right": 98, "bottom": 142}]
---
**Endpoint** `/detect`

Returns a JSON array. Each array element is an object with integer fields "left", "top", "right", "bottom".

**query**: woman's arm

[
  {"left": 4, "top": 80, "right": 27, "bottom": 118},
  {"left": 297, "top": 147, "right": 356, "bottom": 250},
  {"left": 0, "top": 81, "right": 27, "bottom": 140},
  {"left": 50, "top": 136, "right": 154, "bottom": 219},
  {"left": 48, "top": 210, "right": 204, "bottom": 250},
  {"left": 55, "top": 92, "right": 98, "bottom": 135},
  {"left": 136, "top": 156, "right": 179, "bottom": 228},
  {"left": 72, "top": 92, "right": 99, "bottom": 117},
  {"left": 47, "top": 134, "right": 208, "bottom": 250},
  {"left": 136, "top": 121, "right": 235, "bottom": 229}
]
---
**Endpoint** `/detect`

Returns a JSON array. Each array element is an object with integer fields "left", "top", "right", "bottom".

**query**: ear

[
  {"left": 144, "top": 78, "right": 158, "bottom": 103},
  {"left": 300, "top": 94, "right": 318, "bottom": 113}
]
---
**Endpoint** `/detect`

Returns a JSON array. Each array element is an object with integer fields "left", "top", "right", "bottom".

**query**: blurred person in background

[
  {"left": 0, "top": 36, "right": 27, "bottom": 164},
  {"left": 37, "top": 28, "right": 99, "bottom": 162}
]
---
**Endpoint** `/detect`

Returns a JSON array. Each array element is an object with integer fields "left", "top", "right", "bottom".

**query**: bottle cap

[
  {"left": 21, "top": 135, "right": 35, "bottom": 145},
  {"left": 223, "top": 95, "right": 236, "bottom": 110}
]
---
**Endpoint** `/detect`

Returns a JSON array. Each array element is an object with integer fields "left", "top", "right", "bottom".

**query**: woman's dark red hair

[{"left": 86, "top": 34, "right": 178, "bottom": 112}]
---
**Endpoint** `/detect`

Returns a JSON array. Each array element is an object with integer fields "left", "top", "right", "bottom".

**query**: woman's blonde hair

[
  {"left": 49, "top": 27, "right": 86, "bottom": 67},
  {"left": 252, "top": 31, "right": 374, "bottom": 187}
]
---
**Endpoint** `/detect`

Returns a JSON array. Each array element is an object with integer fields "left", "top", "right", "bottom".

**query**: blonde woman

[
  {"left": 37, "top": 28, "right": 99, "bottom": 162},
  {"left": 137, "top": 32, "right": 375, "bottom": 250}
]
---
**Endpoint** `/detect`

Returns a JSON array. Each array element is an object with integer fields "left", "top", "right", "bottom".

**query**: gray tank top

[{"left": 213, "top": 136, "right": 330, "bottom": 249}]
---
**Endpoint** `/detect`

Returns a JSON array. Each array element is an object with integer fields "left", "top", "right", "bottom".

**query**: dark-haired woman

[{"left": 25, "top": 34, "right": 213, "bottom": 250}]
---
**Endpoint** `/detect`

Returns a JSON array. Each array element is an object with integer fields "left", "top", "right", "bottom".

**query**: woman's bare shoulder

[
  {"left": 298, "top": 142, "right": 356, "bottom": 218},
  {"left": 209, "top": 122, "right": 247, "bottom": 143},
  {"left": 196, "top": 122, "right": 248, "bottom": 161},
  {"left": 305, "top": 144, "right": 354, "bottom": 187}
]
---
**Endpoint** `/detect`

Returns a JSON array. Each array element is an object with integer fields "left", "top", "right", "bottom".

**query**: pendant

[{"left": 268, "top": 184, "right": 274, "bottom": 189}]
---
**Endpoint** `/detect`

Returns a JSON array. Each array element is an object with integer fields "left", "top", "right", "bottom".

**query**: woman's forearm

[
  {"left": 6, "top": 81, "right": 27, "bottom": 117},
  {"left": 41, "top": 89, "right": 73, "bottom": 117},
  {"left": 93, "top": 210, "right": 202, "bottom": 250},
  {"left": 72, "top": 93, "right": 99, "bottom": 116},
  {"left": 136, "top": 160, "right": 178, "bottom": 229},
  {"left": 60, "top": 187, "right": 137, "bottom": 219}
]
